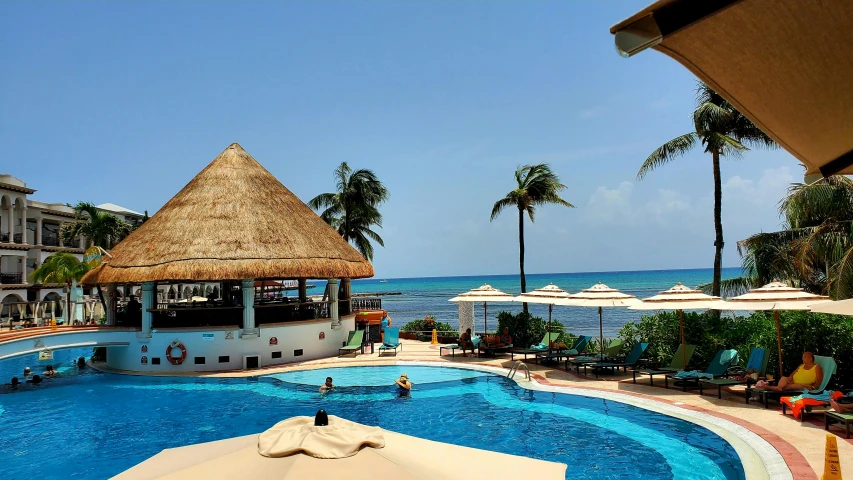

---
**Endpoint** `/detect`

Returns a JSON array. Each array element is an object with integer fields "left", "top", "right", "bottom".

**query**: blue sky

[{"left": 1, "top": 1, "right": 802, "bottom": 278}]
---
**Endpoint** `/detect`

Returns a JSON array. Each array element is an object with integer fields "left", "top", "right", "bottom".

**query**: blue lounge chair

[
  {"left": 748, "top": 355, "right": 837, "bottom": 409},
  {"left": 378, "top": 327, "right": 402, "bottom": 356},
  {"left": 632, "top": 344, "right": 697, "bottom": 385},
  {"left": 511, "top": 332, "right": 561, "bottom": 361},
  {"left": 665, "top": 349, "right": 738, "bottom": 392},
  {"left": 536, "top": 335, "right": 591, "bottom": 365},
  {"left": 585, "top": 342, "right": 649, "bottom": 378},
  {"left": 699, "top": 347, "right": 768, "bottom": 399}
]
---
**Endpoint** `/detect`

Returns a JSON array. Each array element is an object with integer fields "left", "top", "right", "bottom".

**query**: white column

[
  {"left": 328, "top": 278, "right": 339, "bottom": 326},
  {"left": 140, "top": 282, "right": 155, "bottom": 337},
  {"left": 35, "top": 218, "right": 42, "bottom": 245},
  {"left": 241, "top": 278, "right": 257, "bottom": 338},
  {"left": 58, "top": 222, "right": 65, "bottom": 247},
  {"left": 340, "top": 278, "right": 351, "bottom": 315},
  {"left": 79, "top": 235, "right": 85, "bottom": 249},
  {"left": 8, "top": 205, "right": 15, "bottom": 242},
  {"left": 19, "top": 206, "right": 27, "bottom": 244},
  {"left": 106, "top": 283, "right": 117, "bottom": 326},
  {"left": 458, "top": 302, "right": 474, "bottom": 336}
]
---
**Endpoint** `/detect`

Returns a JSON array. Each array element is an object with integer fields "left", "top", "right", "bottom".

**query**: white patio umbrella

[
  {"left": 711, "top": 281, "right": 829, "bottom": 378},
  {"left": 629, "top": 283, "right": 721, "bottom": 368},
  {"left": 115, "top": 412, "right": 567, "bottom": 480},
  {"left": 808, "top": 298, "right": 849, "bottom": 316},
  {"left": 554, "top": 283, "right": 639, "bottom": 358},
  {"left": 513, "top": 283, "right": 572, "bottom": 336},
  {"left": 449, "top": 284, "right": 514, "bottom": 334}
]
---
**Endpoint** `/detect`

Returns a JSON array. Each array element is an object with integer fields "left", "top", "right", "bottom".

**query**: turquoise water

[
  {"left": 350, "top": 267, "right": 742, "bottom": 335},
  {"left": 0, "top": 363, "right": 745, "bottom": 479}
]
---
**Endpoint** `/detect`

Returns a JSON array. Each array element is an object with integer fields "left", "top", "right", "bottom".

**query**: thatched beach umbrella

[
  {"left": 555, "top": 283, "right": 639, "bottom": 358},
  {"left": 450, "top": 284, "right": 514, "bottom": 335},
  {"left": 81, "top": 143, "right": 373, "bottom": 285},
  {"left": 513, "top": 283, "right": 571, "bottom": 338},
  {"left": 115, "top": 413, "right": 566, "bottom": 480},
  {"left": 629, "top": 283, "right": 721, "bottom": 368},
  {"left": 610, "top": 1, "right": 853, "bottom": 178},
  {"left": 711, "top": 281, "right": 829, "bottom": 378}
]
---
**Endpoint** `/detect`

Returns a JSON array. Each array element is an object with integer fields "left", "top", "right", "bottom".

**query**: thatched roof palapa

[{"left": 81, "top": 143, "right": 374, "bottom": 285}]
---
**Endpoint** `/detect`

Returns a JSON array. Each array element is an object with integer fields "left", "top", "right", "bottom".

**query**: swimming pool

[{"left": 0, "top": 359, "right": 750, "bottom": 479}]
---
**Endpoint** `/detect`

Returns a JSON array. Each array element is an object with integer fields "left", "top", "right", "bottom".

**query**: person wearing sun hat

[{"left": 395, "top": 372, "right": 412, "bottom": 390}]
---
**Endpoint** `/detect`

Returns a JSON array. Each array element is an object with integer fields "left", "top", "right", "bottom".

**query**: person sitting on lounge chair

[
  {"left": 761, "top": 351, "right": 823, "bottom": 392},
  {"left": 459, "top": 328, "right": 475, "bottom": 356},
  {"left": 495, "top": 328, "right": 512, "bottom": 348}
]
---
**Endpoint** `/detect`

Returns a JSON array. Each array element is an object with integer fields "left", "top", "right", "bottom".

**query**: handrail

[{"left": 507, "top": 361, "right": 531, "bottom": 381}]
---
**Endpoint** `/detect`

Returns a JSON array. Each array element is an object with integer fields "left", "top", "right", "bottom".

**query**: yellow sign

[
  {"left": 39, "top": 349, "right": 53, "bottom": 361},
  {"left": 83, "top": 246, "right": 103, "bottom": 268},
  {"left": 822, "top": 433, "right": 843, "bottom": 480},
  {"left": 431, "top": 329, "right": 438, "bottom": 345}
]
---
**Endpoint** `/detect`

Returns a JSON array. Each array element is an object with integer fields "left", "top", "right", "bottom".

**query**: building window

[
  {"left": 218, "top": 356, "right": 229, "bottom": 363},
  {"left": 151, "top": 357, "right": 161, "bottom": 365},
  {"left": 271, "top": 351, "right": 282, "bottom": 359},
  {"left": 294, "top": 349, "right": 303, "bottom": 357},
  {"left": 194, "top": 357, "right": 206, "bottom": 365}
]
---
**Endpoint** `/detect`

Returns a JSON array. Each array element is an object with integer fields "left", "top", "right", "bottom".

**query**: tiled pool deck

[{"left": 99, "top": 339, "right": 851, "bottom": 479}]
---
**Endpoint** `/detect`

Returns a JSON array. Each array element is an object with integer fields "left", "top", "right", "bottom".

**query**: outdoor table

[{"left": 825, "top": 411, "right": 853, "bottom": 439}]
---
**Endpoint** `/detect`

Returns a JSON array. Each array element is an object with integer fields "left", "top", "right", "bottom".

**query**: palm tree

[
  {"left": 309, "top": 162, "right": 389, "bottom": 261},
  {"left": 637, "top": 82, "right": 777, "bottom": 297},
  {"left": 61, "top": 202, "right": 131, "bottom": 249},
  {"left": 491, "top": 164, "right": 574, "bottom": 312},
  {"left": 29, "top": 252, "right": 90, "bottom": 323}
]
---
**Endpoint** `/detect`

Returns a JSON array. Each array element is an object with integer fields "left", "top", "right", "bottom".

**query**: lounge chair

[
  {"left": 631, "top": 344, "right": 697, "bottom": 386},
  {"left": 825, "top": 411, "right": 853, "bottom": 439},
  {"left": 747, "top": 355, "right": 837, "bottom": 409},
  {"left": 699, "top": 347, "right": 769, "bottom": 399},
  {"left": 511, "top": 332, "right": 560, "bottom": 361},
  {"left": 441, "top": 336, "right": 481, "bottom": 357},
  {"left": 779, "top": 357, "right": 838, "bottom": 420},
  {"left": 479, "top": 335, "right": 513, "bottom": 357},
  {"left": 664, "top": 349, "right": 738, "bottom": 392},
  {"left": 378, "top": 328, "right": 402, "bottom": 357},
  {"left": 583, "top": 342, "right": 649, "bottom": 377},
  {"left": 536, "top": 336, "right": 591, "bottom": 365},
  {"left": 338, "top": 330, "right": 364, "bottom": 356}
]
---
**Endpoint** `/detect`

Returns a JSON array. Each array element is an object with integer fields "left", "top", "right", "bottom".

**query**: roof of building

[
  {"left": 96, "top": 203, "right": 144, "bottom": 217},
  {"left": 81, "top": 143, "right": 374, "bottom": 284}
]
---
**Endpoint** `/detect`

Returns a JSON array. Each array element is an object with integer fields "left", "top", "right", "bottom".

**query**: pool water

[{"left": 0, "top": 359, "right": 745, "bottom": 480}]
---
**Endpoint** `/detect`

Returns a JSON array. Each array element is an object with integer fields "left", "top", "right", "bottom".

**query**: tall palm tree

[
  {"left": 637, "top": 82, "right": 777, "bottom": 297},
  {"left": 491, "top": 164, "right": 574, "bottom": 312},
  {"left": 29, "top": 252, "right": 90, "bottom": 323},
  {"left": 61, "top": 202, "right": 131, "bottom": 249},
  {"left": 309, "top": 162, "right": 389, "bottom": 261}
]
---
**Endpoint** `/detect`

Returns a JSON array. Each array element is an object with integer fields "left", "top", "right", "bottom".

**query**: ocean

[{"left": 348, "top": 267, "right": 742, "bottom": 337}]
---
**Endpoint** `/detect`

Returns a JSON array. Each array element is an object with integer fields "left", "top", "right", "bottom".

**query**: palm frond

[{"left": 637, "top": 133, "right": 698, "bottom": 180}]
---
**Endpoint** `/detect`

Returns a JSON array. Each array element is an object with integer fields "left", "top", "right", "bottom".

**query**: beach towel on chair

[
  {"left": 674, "top": 370, "right": 713, "bottom": 380},
  {"left": 719, "top": 349, "right": 737, "bottom": 366},
  {"left": 780, "top": 391, "right": 842, "bottom": 419}
]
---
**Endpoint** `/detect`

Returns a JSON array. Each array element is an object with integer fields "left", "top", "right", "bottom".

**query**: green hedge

[
  {"left": 400, "top": 316, "right": 455, "bottom": 333},
  {"left": 496, "top": 311, "right": 570, "bottom": 349},
  {"left": 618, "top": 311, "right": 853, "bottom": 389}
]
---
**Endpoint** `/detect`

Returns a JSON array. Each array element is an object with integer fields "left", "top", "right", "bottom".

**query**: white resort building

[{"left": 0, "top": 174, "right": 145, "bottom": 321}]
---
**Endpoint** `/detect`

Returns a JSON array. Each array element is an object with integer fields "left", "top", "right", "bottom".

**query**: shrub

[
  {"left": 401, "top": 316, "right": 454, "bottom": 333},
  {"left": 495, "top": 311, "right": 570, "bottom": 348},
  {"left": 619, "top": 311, "right": 853, "bottom": 389}
]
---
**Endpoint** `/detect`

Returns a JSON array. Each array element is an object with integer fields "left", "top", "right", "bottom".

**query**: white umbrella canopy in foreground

[
  {"left": 115, "top": 413, "right": 567, "bottom": 480},
  {"left": 629, "top": 283, "right": 721, "bottom": 368},
  {"left": 809, "top": 298, "right": 853, "bottom": 316},
  {"left": 712, "top": 281, "right": 829, "bottom": 378},
  {"left": 554, "top": 283, "right": 639, "bottom": 358},
  {"left": 514, "top": 283, "right": 572, "bottom": 335},
  {"left": 450, "top": 284, "right": 515, "bottom": 334}
]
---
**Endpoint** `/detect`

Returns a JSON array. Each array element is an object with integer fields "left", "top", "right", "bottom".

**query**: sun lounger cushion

[{"left": 674, "top": 370, "right": 713, "bottom": 380}]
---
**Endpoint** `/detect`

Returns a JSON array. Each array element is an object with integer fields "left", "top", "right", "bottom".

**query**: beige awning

[
  {"left": 611, "top": 0, "right": 853, "bottom": 177},
  {"left": 114, "top": 415, "right": 567, "bottom": 480},
  {"left": 808, "top": 298, "right": 853, "bottom": 316}
]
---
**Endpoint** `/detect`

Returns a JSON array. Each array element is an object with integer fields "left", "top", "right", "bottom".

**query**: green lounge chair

[
  {"left": 536, "top": 335, "right": 591, "bottom": 365},
  {"left": 825, "top": 411, "right": 853, "bottom": 439},
  {"left": 632, "top": 344, "right": 697, "bottom": 385},
  {"left": 700, "top": 347, "right": 769, "bottom": 399},
  {"left": 511, "top": 332, "right": 561, "bottom": 360},
  {"left": 338, "top": 330, "right": 364, "bottom": 356},
  {"left": 378, "top": 328, "right": 401, "bottom": 356},
  {"left": 601, "top": 338, "right": 625, "bottom": 360},
  {"left": 586, "top": 342, "right": 649, "bottom": 377},
  {"left": 747, "top": 355, "right": 837, "bottom": 409},
  {"left": 665, "top": 349, "right": 738, "bottom": 392}
]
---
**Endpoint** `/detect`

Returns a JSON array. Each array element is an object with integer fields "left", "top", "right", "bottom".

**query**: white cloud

[
  {"left": 584, "top": 181, "right": 634, "bottom": 224},
  {"left": 582, "top": 181, "right": 695, "bottom": 227},
  {"left": 723, "top": 166, "right": 792, "bottom": 207}
]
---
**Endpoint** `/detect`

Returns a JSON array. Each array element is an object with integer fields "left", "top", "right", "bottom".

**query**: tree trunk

[
  {"left": 712, "top": 150, "right": 724, "bottom": 299},
  {"left": 519, "top": 208, "right": 527, "bottom": 313}
]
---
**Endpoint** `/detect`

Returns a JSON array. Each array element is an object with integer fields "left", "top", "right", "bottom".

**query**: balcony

[
  {"left": 42, "top": 234, "right": 60, "bottom": 247},
  {"left": 351, "top": 297, "right": 382, "bottom": 311},
  {"left": 0, "top": 272, "right": 23, "bottom": 284},
  {"left": 1, "top": 233, "right": 25, "bottom": 244}
]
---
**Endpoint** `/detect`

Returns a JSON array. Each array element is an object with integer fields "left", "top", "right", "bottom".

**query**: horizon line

[{"left": 363, "top": 265, "right": 744, "bottom": 282}]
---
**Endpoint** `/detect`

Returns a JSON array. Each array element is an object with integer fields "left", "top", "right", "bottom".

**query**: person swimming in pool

[
  {"left": 319, "top": 376, "right": 334, "bottom": 393},
  {"left": 394, "top": 373, "right": 412, "bottom": 391},
  {"left": 43, "top": 365, "right": 57, "bottom": 377}
]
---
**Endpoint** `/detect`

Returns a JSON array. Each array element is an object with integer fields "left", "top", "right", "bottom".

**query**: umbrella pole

[
  {"left": 774, "top": 310, "right": 784, "bottom": 378},
  {"left": 598, "top": 306, "right": 604, "bottom": 359},
  {"left": 679, "top": 309, "right": 686, "bottom": 368},
  {"left": 484, "top": 302, "right": 487, "bottom": 335},
  {"left": 548, "top": 304, "right": 553, "bottom": 353}
]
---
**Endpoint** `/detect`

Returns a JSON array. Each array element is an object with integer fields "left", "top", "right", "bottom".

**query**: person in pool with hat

[{"left": 395, "top": 372, "right": 412, "bottom": 390}]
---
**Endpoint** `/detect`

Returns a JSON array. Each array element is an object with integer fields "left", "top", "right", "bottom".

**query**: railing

[
  {"left": 0, "top": 233, "right": 8, "bottom": 243},
  {"left": 256, "top": 301, "right": 331, "bottom": 325},
  {"left": 42, "top": 234, "right": 60, "bottom": 246},
  {"left": 0, "top": 273, "right": 23, "bottom": 284},
  {"left": 507, "top": 361, "right": 531, "bottom": 381},
  {"left": 352, "top": 297, "right": 382, "bottom": 311},
  {"left": 13, "top": 233, "right": 23, "bottom": 244}
]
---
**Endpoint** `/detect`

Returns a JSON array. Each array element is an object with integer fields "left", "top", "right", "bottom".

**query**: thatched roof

[{"left": 81, "top": 143, "right": 374, "bottom": 284}]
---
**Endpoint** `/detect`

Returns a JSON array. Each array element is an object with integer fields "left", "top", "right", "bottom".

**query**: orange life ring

[{"left": 166, "top": 340, "right": 187, "bottom": 365}]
